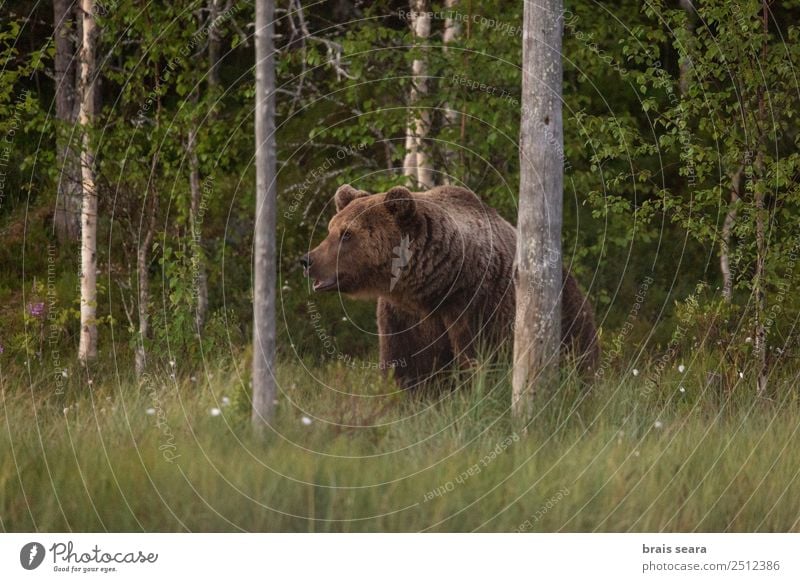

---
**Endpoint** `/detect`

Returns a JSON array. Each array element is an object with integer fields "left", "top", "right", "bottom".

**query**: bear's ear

[
  {"left": 384, "top": 186, "right": 416, "bottom": 221},
  {"left": 334, "top": 184, "right": 367, "bottom": 212}
]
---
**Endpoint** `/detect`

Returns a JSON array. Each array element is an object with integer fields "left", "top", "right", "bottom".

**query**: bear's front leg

[
  {"left": 442, "top": 314, "right": 479, "bottom": 370},
  {"left": 377, "top": 299, "right": 453, "bottom": 389}
]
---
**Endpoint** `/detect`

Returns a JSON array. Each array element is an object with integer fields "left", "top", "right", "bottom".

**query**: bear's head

[{"left": 301, "top": 184, "right": 418, "bottom": 298}]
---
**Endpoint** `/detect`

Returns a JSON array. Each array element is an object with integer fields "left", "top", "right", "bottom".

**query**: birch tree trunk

[
  {"left": 753, "top": 0, "right": 769, "bottom": 395},
  {"left": 252, "top": 0, "right": 278, "bottom": 428},
  {"left": 53, "top": 0, "right": 82, "bottom": 242},
  {"left": 442, "top": 0, "right": 460, "bottom": 184},
  {"left": 512, "top": 0, "right": 564, "bottom": 422},
  {"left": 208, "top": 0, "right": 221, "bottom": 86},
  {"left": 188, "top": 125, "right": 208, "bottom": 331},
  {"left": 135, "top": 156, "right": 158, "bottom": 377},
  {"left": 188, "top": 2, "right": 222, "bottom": 332},
  {"left": 402, "top": 0, "right": 433, "bottom": 189},
  {"left": 754, "top": 149, "right": 767, "bottom": 395},
  {"left": 78, "top": 0, "right": 98, "bottom": 363},
  {"left": 678, "top": 0, "right": 695, "bottom": 96},
  {"left": 720, "top": 166, "right": 742, "bottom": 302}
]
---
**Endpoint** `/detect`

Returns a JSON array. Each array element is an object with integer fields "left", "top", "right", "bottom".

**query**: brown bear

[{"left": 301, "top": 184, "right": 599, "bottom": 389}]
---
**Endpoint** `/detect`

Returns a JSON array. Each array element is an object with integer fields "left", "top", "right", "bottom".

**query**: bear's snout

[{"left": 302, "top": 247, "right": 339, "bottom": 292}]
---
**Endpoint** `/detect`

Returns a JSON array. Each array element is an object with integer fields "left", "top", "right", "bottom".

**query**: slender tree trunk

[
  {"left": 135, "top": 156, "right": 158, "bottom": 377},
  {"left": 208, "top": 0, "right": 221, "bottom": 86},
  {"left": 720, "top": 165, "right": 742, "bottom": 302},
  {"left": 252, "top": 0, "right": 278, "bottom": 429},
  {"left": 678, "top": 0, "right": 695, "bottom": 96},
  {"left": 443, "top": 0, "right": 460, "bottom": 66},
  {"left": 78, "top": 0, "right": 98, "bottom": 363},
  {"left": 402, "top": 0, "right": 433, "bottom": 189},
  {"left": 754, "top": 148, "right": 767, "bottom": 394},
  {"left": 753, "top": 0, "right": 769, "bottom": 395},
  {"left": 187, "top": 3, "right": 221, "bottom": 332},
  {"left": 441, "top": 0, "right": 460, "bottom": 184},
  {"left": 53, "top": 0, "right": 82, "bottom": 242},
  {"left": 133, "top": 52, "right": 162, "bottom": 377},
  {"left": 512, "top": 0, "right": 564, "bottom": 422},
  {"left": 458, "top": 2, "right": 472, "bottom": 166},
  {"left": 188, "top": 123, "right": 209, "bottom": 331}
]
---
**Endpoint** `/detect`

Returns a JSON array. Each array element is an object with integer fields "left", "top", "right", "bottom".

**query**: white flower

[
  {"left": 678, "top": 364, "right": 686, "bottom": 373},
  {"left": 634, "top": 450, "right": 640, "bottom": 457},
  {"left": 61, "top": 369, "right": 68, "bottom": 378},
  {"left": 221, "top": 396, "right": 231, "bottom": 406},
  {"left": 146, "top": 408, "right": 156, "bottom": 415},
  {"left": 632, "top": 369, "right": 639, "bottom": 376},
  {"left": 679, "top": 386, "right": 686, "bottom": 393},
  {"left": 169, "top": 360, "right": 176, "bottom": 368},
  {"left": 745, "top": 337, "right": 752, "bottom": 344},
  {"left": 63, "top": 407, "right": 69, "bottom": 415},
  {"left": 190, "top": 376, "right": 197, "bottom": 383},
  {"left": 281, "top": 285, "right": 291, "bottom": 292},
  {"left": 87, "top": 379, "right": 93, "bottom": 386},
  {"left": 739, "top": 371, "right": 744, "bottom": 379},
  {"left": 342, "top": 317, "right": 348, "bottom": 322},
  {"left": 654, "top": 420, "right": 664, "bottom": 429},
  {"left": 210, "top": 408, "right": 221, "bottom": 417},
  {"left": 301, "top": 416, "right": 313, "bottom": 426}
]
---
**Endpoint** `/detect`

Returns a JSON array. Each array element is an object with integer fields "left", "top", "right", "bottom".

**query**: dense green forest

[{"left": 2, "top": 0, "right": 800, "bottom": 532}]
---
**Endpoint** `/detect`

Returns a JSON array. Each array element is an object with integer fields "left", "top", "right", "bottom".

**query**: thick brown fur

[{"left": 303, "top": 184, "right": 600, "bottom": 389}]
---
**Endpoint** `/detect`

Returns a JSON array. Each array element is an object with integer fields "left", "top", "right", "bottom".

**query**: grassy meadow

[{"left": 2, "top": 354, "right": 800, "bottom": 532}]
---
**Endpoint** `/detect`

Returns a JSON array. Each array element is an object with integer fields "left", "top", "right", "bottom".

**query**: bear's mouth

[{"left": 312, "top": 277, "right": 338, "bottom": 292}]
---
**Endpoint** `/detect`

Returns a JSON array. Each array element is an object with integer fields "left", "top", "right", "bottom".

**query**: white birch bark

[
  {"left": 402, "top": 0, "right": 433, "bottom": 188},
  {"left": 442, "top": 0, "right": 460, "bottom": 184},
  {"left": 135, "top": 159, "right": 157, "bottom": 377},
  {"left": 252, "top": 0, "right": 278, "bottom": 428},
  {"left": 78, "top": 0, "right": 98, "bottom": 363}
]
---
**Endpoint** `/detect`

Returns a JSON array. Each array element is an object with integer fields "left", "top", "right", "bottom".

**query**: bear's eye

[{"left": 341, "top": 231, "right": 352, "bottom": 242}]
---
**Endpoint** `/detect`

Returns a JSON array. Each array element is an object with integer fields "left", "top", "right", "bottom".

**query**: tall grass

[{"left": 1, "top": 354, "right": 799, "bottom": 532}]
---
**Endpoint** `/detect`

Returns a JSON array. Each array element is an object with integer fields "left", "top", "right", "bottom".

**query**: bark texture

[
  {"left": 135, "top": 156, "right": 158, "bottom": 377},
  {"left": 53, "top": 0, "right": 82, "bottom": 242},
  {"left": 753, "top": 0, "right": 769, "bottom": 395},
  {"left": 442, "top": 0, "right": 460, "bottom": 184},
  {"left": 513, "top": 0, "right": 564, "bottom": 421},
  {"left": 252, "top": 0, "right": 278, "bottom": 428},
  {"left": 402, "top": 0, "right": 433, "bottom": 188},
  {"left": 720, "top": 166, "right": 742, "bottom": 302},
  {"left": 78, "top": 0, "right": 98, "bottom": 363}
]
